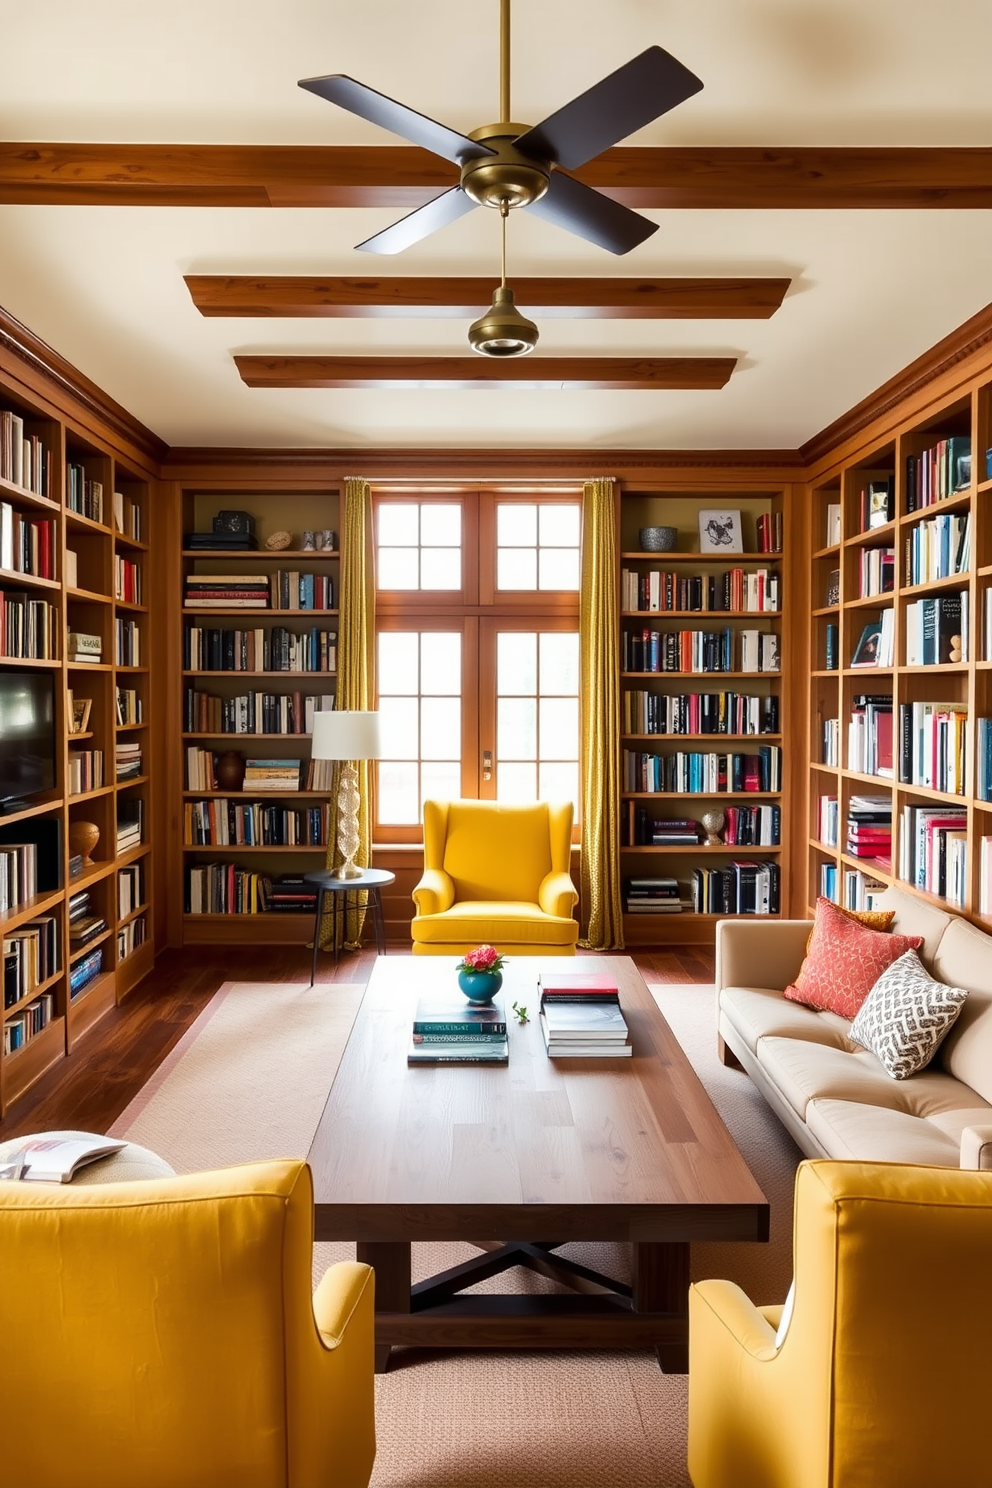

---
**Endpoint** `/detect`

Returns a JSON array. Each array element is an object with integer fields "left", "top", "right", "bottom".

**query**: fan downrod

[{"left": 461, "top": 123, "right": 550, "bottom": 210}]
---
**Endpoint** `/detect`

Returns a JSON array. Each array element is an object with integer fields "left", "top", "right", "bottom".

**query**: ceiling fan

[{"left": 298, "top": 0, "right": 703, "bottom": 257}]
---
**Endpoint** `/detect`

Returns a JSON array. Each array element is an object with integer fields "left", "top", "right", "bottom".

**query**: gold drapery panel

[
  {"left": 579, "top": 477, "right": 624, "bottom": 950},
  {"left": 320, "top": 478, "right": 376, "bottom": 951}
]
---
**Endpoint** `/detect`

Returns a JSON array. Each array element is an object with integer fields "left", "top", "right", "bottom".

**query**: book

[
  {"left": 412, "top": 992, "right": 507, "bottom": 1035},
  {"left": 13, "top": 1135, "right": 126, "bottom": 1184},
  {"left": 541, "top": 1001, "right": 630, "bottom": 1039},
  {"left": 538, "top": 972, "right": 620, "bottom": 1002},
  {"left": 539, "top": 1015, "right": 633, "bottom": 1058},
  {"left": 407, "top": 1037, "right": 508, "bottom": 1065}
]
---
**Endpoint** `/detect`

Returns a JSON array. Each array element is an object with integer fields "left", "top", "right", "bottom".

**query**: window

[{"left": 374, "top": 490, "right": 581, "bottom": 840}]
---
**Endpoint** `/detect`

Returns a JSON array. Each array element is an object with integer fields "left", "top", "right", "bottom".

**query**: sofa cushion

[
  {"left": 783, "top": 898, "right": 923, "bottom": 1020},
  {"left": 850, "top": 950, "right": 968, "bottom": 1080},
  {"left": 875, "top": 885, "right": 953, "bottom": 969},
  {"left": 756, "top": 1036, "right": 978, "bottom": 1121},
  {"left": 805, "top": 1099, "right": 961, "bottom": 1167},
  {"left": 932, "top": 918, "right": 992, "bottom": 1103},
  {"left": 411, "top": 899, "right": 578, "bottom": 946},
  {"left": 720, "top": 984, "right": 854, "bottom": 1056}
]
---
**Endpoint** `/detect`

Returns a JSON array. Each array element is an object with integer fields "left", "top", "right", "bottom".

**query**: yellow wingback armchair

[
  {"left": 411, "top": 798, "right": 579, "bottom": 955},
  {"left": 0, "top": 1159, "right": 375, "bottom": 1488},
  {"left": 688, "top": 1159, "right": 992, "bottom": 1488}
]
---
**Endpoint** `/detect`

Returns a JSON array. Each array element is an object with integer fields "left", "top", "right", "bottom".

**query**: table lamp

[{"left": 311, "top": 710, "right": 382, "bottom": 879}]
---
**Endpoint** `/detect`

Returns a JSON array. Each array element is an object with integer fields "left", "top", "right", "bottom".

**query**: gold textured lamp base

[{"left": 333, "top": 761, "right": 363, "bottom": 879}]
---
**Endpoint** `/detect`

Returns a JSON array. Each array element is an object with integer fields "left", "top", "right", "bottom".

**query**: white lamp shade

[{"left": 311, "top": 709, "right": 382, "bottom": 761}]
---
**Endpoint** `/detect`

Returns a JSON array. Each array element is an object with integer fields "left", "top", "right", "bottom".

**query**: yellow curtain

[
  {"left": 579, "top": 477, "right": 624, "bottom": 950},
  {"left": 320, "top": 478, "right": 376, "bottom": 951}
]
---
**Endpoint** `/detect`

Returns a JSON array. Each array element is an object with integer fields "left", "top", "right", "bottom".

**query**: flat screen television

[{"left": 0, "top": 669, "right": 56, "bottom": 808}]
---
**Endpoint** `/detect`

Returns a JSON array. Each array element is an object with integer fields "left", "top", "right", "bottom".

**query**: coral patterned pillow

[{"left": 784, "top": 898, "right": 924, "bottom": 1020}]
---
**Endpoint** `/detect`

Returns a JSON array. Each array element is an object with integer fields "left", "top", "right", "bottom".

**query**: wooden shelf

[
  {"left": 1, "top": 967, "right": 66, "bottom": 1023},
  {"left": 182, "top": 731, "right": 313, "bottom": 740},
  {"left": 0, "top": 475, "right": 59, "bottom": 512},
  {"left": 899, "top": 571, "right": 971, "bottom": 597},
  {"left": 0, "top": 654, "right": 61, "bottom": 667},
  {"left": 68, "top": 927, "right": 113, "bottom": 964},
  {"left": 182, "top": 671, "right": 335, "bottom": 679},
  {"left": 182, "top": 548, "right": 340, "bottom": 559},
  {"left": 620, "top": 551, "right": 782, "bottom": 562},
  {"left": 0, "top": 566, "right": 59, "bottom": 590},
  {"left": 182, "top": 607, "right": 337, "bottom": 617},
  {"left": 66, "top": 510, "right": 112, "bottom": 535},
  {"left": 621, "top": 733, "right": 782, "bottom": 743},
  {"left": 622, "top": 791, "right": 781, "bottom": 800},
  {"left": 621, "top": 671, "right": 780, "bottom": 680},
  {"left": 67, "top": 585, "right": 111, "bottom": 604},
  {"left": 622, "top": 844, "right": 782, "bottom": 854},
  {"left": 183, "top": 843, "right": 326, "bottom": 853},
  {"left": 0, "top": 887, "right": 64, "bottom": 934},
  {"left": 182, "top": 789, "right": 327, "bottom": 798},
  {"left": 621, "top": 609, "right": 781, "bottom": 620}
]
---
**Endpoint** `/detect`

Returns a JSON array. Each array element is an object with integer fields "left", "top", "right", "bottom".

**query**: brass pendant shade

[{"left": 468, "top": 285, "right": 539, "bottom": 357}]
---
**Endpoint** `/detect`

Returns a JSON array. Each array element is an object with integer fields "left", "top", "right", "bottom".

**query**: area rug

[{"left": 112, "top": 978, "right": 802, "bottom": 1488}]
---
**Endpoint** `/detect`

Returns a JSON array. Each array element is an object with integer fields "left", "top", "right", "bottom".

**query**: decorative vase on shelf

[
  {"left": 69, "top": 819, "right": 100, "bottom": 868},
  {"left": 216, "top": 751, "right": 246, "bottom": 791},
  {"left": 457, "top": 969, "right": 503, "bottom": 1005},
  {"left": 701, "top": 808, "right": 725, "bottom": 846}
]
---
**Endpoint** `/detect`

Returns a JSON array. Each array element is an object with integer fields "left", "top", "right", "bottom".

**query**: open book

[{"left": 4, "top": 1135, "right": 126, "bottom": 1184}]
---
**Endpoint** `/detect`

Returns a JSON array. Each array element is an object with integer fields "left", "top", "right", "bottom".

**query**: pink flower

[{"left": 456, "top": 944, "right": 506, "bottom": 974}]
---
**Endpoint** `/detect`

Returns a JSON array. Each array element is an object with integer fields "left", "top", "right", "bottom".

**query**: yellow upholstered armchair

[
  {"left": 0, "top": 1159, "right": 375, "bottom": 1488},
  {"left": 688, "top": 1159, "right": 992, "bottom": 1488},
  {"left": 411, "top": 798, "right": 579, "bottom": 955}
]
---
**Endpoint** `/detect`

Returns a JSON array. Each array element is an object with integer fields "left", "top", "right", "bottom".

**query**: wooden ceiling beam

[
  {"left": 4, "top": 144, "right": 992, "bottom": 209},
  {"left": 187, "top": 275, "right": 789, "bottom": 319},
  {"left": 233, "top": 355, "right": 736, "bottom": 390}
]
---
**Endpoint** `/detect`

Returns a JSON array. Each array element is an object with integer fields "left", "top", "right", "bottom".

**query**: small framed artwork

[
  {"left": 72, "top": 697, "right": 93, "bottom": 733},
  {"left": 698, "top": 509, "right": 743, "bottom": 554},
  {"left": 850, "top": 623, "right": 883, "bottom": 668}
]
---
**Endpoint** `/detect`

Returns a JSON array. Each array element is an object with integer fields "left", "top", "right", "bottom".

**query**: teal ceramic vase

[{"left": 457, "top": 969, "right": 502, "bottom": 1005}]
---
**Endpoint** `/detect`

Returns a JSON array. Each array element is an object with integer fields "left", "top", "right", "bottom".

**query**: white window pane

[
  {"left": 421, "top": 697, "right": 461, "bottom": 760},
  {"left": 540, "top": 697, "right": 579, "bottom": 758},
  {"left": 498, "top": 762, "right": 537, "bottom": 802},
  {"left": 378, "top": 503, "right": 419, "bottom": 545},
  {"left": 421, "top": 547, "right": 462, "bottom": 590},
  {"left": 421, "top": 504, "right": 461, "bottom": 546},
  {"left": 421, "top": 633, "right": 461, "bottom": 695},
  {"left": 539, "top": 761, "right": 579, "bottom": 809},
  {"left": 539, "top": 632, "right": 580, "bottom": 694},
  {"left": 378, "top": 548, "right": 420, "bottom": 590},
  {"left": 498, "top": 548, "right": 537, "bottom": 590},
  {"left": 378, "top": 696, "right": 418, "bottom": 751},
  {"left": 379, "top": 633, "right": 419, "bottom": 695},
  {"left": 539, "top": 504, "right": 580, "bottom": 546},
  {"left": 538, "top": 548, "right": 580, "bottom": 591},
  {"left": 497, "top": 632, "right": 536, "bottom": 695},
  {"left": 497, "top": 503, "right": 537, "bottom": 546},
  {"left": 422, "top": 761, "right": 461, "bottom": 811},
  {"left": 378, "top": 761, "right": 420, "bottom": 824},
  {"left": 498, "top": 697, "right": 536, "bottom": 761}
]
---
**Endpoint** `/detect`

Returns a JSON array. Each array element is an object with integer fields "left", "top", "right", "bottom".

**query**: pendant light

[{"left": 468, "top": 200, "right": 539, "bottom": 357}]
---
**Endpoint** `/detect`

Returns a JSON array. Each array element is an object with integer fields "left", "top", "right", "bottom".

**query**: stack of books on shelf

[
  {"left": 244, "top": 758, "right": 301, "bottom": 792},
  {"left": 186, "top": 863, "right": 270, "bottom": 915},
  {"left": 822, "top": 717, "right": 840, "bottom": 766},
  {"left": 69, "top": 947, "right": 103, "bottom": 1000},
  {"left": 184, "top": 529, "right": 258, "bottom": 551},
  {"left": 68, "top": 748, "right": 104, "bottom": 795},
  {"left": 117, "top": 916, "right": 147, "bottom": 961},
  {"left": 847, "top": 694, "right": 893, "bottom": 778},
  {"left": 898, "top": 702, "right": 968, "bottom": 794},
  {"left": 3, "top": 916, "right": 58, "bottom": 1007},
  {"left": 118, "top": 862, "right": 143, "bottom": 917},
  {"left": 0, "top": 506, "right": 56, "bottom": 578},
  {"left": 0, "top": 841, "right": 38, "bottom": 914},
  {"left": 69, "top": 891, "right": 107, "bottom": 947},
  {"left": 624, "top": 876, "right": 682, "bottom": 913},
  {"left": 755, "top": 512, "right": 783, "bottom": 552},
  {"left": 184, "top": 574, "right": 269, "bottom": 608},
  {"left": 622, "top": 689, "right": 778, "bottom": 737},
  {"left": 641, "top": 817, "right": 698, "bottom": 846},
  {"left": 538, "top": 972, "right": 631, "bottom": 1059},
  {"left": 825, "top": 503, "right": 842, "bottom": 546},
  {"left": 899, "top": 804, "right": 968, "bottom": 905},
  {"left": 115, "top": 616, "right": 140, "bottom": 665},
  {"left": 623, "top": 744, "right": 781, "bottom": 794},
  {"left": 184, "top": 798, "right": 329, "bottom": 848},
  {"left": 620, "top": 567, "right": 779, "bottom": 613},
  {"left": 722, "top": 803, "right": 780, "bottom": 845},
  {"left": 4, "top": 991, "right": 54, "bottom": 1052},
  {"left": 116, "top": 687, "right": 142, "bottom": 725},
  {"left": 0, "top": 410, "right": 52, "bottom": 495},
  {"left": 113, "top": 490, "right": 142, "bottom": 541},
  {"left": 116, "top": 802, "right": 143, "bottom": 853},
  {"left": 66, "top": 464, "right": 103, "bottom": 522},
  {"left": 859, "top": 476, "right": 895, "bottom": 531},
  {"left": 905, "top": 512, "right": 970, "bottom": 584},
  {"left": 265, "top": 876, "right": 318, "bottom": 914},
  {"left": 858, "top": 547, "right": 895, "bottom": 596},
  {"left": 904, "top": 593, "right": 969, "bottom": 665},
  {"left": 183, "top": 687, "right": 334, "bottom": 735},
  {"left": 408, "top": 992, "right": 509, "bottom": 1064},
  {"left": 846, "top": 796, "right": 892, "bottom": 864},
  {"left": 820, "top": 862, "right": 839, "bottom": 902},
  {"left": 906, "top": 437, "right": 971, "bottom": 511},
  {"left": 850, "top": 613, "right": 894, "bottom": 668},
  {"left": 691, "top": 862, "right": 780, "bottom": 915},
  {"left": 116, "top": 740, "right": 142, "bottom": 782},
  {"left": 114, "top": 555, "right": 141, "bottom": 604},
  {"left": 978, "top": 718, "right": 992, "bottom": 802},
  {"left": 818, "top": 796, "right": 839, "bottom": 847},
  {"left": 0, "top": 594, "right": 56, "bottom": 659},
  {"left": 184, "top": 625, "right": 337, "bottom": 673},
  {"left": 843, "top": 869, "right": 888, "bottom": 913},
  {"left": 622, "top": 627, "right": 778, "bottom": 674},
  {"left": 269, "top": 572, "right": 334, "bottom": 610},
  {"left": 68, "top": 630, "right": 102, "bottom": 664},
  {"left": 824, "top": 623, "right": 838, "bottom": 670}
]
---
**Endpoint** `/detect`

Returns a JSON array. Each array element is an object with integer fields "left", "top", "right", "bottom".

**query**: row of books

[
  {"left": 116, "top": 740, "right": 142, "bottom": 781},
  {"left": 906, "top": 437, "right": 971, "bottom": 511},
  {"left": 4, "top": 991, "right": 54, "bottom": 1054},
  {"left": 0, "top": 841, "right": 39, "bottom": 915},
  {"left": 68, "top": 748, "right": 104, "bottom": 795},
  {"left": 70, "top": 947, "right": 104, "bottom": 999},
  {"left": 118, "top": 861, "right": 144, "bottom": 918},
  {"left": 0, "top": 593, "right": 56, "bottom": 659},
  {"left": 755, "top": 512, "right": 783, "bottom": 552},
  {"left": 818, "top": 796, "right": 839, "bottom": 848},
  {"left": 621, "top": 690, "right": 779, "bottom": 738},
  {"left": 116, "top": 687, "right": 142, "bottom": 726},
  {"left": 117, "top": 802, "right": 143, "bottom": 854},
  {"left": 819, "top": 864, "right": 887, "bottom": 913},
  {"left": 183, "top": 687, "right": 335, "bottom": 736},
  {"left": 115, "top": 617, "right": 141, "bottom": 666},
  {"left": 898, "top": 804, "right": 968, "bottom": 906},
  {"left": 183, "top": 798, "right": 330, "bottom": 848},
  {"left": 0, "top": 410, "right": 53, "bottom": 496},
  {"left": 847, "top": 694, "right": 893, "bottom": 779},
  {"left": 69, "top": 887, "right": 107, "bottom": 948},
  {"left": 3, "top": 915, "right": 59, "bottom": 1009},
  {"left": 184, "top": 571, "right": 336, "bottom": 610},
  {"left": 859, "top": 477, "right": 894, "bottom": 532},
  {"left": 846, "top": 795, "right": 890, "bottom": 862},
  {"left": 691, "top": 861, "right": 781, "bottom": 915},
  {"left": 622, "top": 627, "right": 780, "bottom": 675},
  {"left": 822, "top": 717, "right": 840, "bottom": 766},
  {"left": 627, "top": 803, "right": 780, "bottom": 846},
  {"left": 622, "top": 745, "right": 782, "bottom": 795},
  {"left": 850, "top": 611, "right": 894, "bottom": 667},
  {"left": 185, "top": 866, "right": 318, "bottom": 916},
  {"left": 979, "top": 718, "right": 992, "bottom": 802},
  {"left": 113, "top": 490, "right": 142, "bottom": 542},
  {"left": 625, "top": 876, "right": 681, "bottom": 913},
  {"left": 0, "top": 506, "right": 56, "bottom": 579},
  {"left": 905, "top": 511, "right": 970, "bottom": 586},
  {"left": 858, "top": 545, "right": 894, "bottom": 598},
  {"left": 66, "top": 465, "right": 104, "bottom": 523},
  {"left": 118, "top": 915, "right": 147, "bottom": 961},
  {"left": 183, "top": 626, "right": 338, "bottom": 673},
  {"left": 846, "top": 698, "right": 970, "bottom": 790},
  {"left": 904, "top": 592, "right": 968, "bottom": 667},
  {"left": 114, "top": 555, "right": 141, "bottom": 605},
  {"left": 185, "top": 747, "right": 334, "bottom": 792},
  {"left": 620, "top": 567, "right": 780, "bottom": 614}
]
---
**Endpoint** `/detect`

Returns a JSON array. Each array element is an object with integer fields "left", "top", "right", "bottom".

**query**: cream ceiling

[{"left": 2, "top": 0, "right": 992, "bottom": 451}]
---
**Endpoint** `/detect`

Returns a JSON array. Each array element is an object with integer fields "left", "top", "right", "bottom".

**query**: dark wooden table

[{"left": 308, "top": 955, "right": 768, "bottom": 1372}]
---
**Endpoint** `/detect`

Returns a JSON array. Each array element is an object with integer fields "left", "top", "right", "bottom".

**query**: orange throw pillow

[
  {"left": 784, "top": 897, "right": 923, "bottom": 1020},
  {"left": 803, "top": 903, "right": 895, "bottom": 953}
]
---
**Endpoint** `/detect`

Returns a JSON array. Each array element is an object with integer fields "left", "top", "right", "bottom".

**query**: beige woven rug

[{"left": 112, "top": 978, "right": 800, "bottom": 1488}]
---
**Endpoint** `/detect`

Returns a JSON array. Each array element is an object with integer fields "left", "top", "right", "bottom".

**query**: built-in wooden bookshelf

[
  {"left": 806, "top": 371, "right": 992, "bottom": 929},
  {"left": 175, "top": 486, "right": 341, "bottom": 945},
  {"left": 617, "top": 488, "right": 795, "bottom": 944}
]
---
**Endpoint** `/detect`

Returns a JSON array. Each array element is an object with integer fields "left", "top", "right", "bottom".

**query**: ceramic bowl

[{"left": 639, "top": 525, "right": 677, "bottom": 552}]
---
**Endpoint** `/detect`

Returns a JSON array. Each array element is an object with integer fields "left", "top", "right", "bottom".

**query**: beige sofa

[{"left": 715, "top": 886, "right": 992, "bottom": 1168}]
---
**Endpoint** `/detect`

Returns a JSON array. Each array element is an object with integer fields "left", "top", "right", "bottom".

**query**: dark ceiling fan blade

[
  {"left": 298, "top": 75, "right": 496, "bottom": 167},
  {"left": 525, "top": 170, "right": 657, "bottom": 255},
  {"left": 515, "top": 46, "right": 703, "bottom": 171},
  {"left": 355, "top": 185, "right": 478, "bottom": 254}
]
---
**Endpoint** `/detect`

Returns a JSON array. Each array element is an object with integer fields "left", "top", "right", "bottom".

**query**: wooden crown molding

[
  {"left": 185, "top": 275, "right": 790, "bottom": 319},
  {"left": 0, "top": 302, "right": 167, "bottom": 465},
  {"left": 4, "top": 144, "right": 992, "bottom": 209},
  {"left": 233, "top": 355, "right": 736, "bottom": 391},
  {"left": 801, "top": 298, "right": 992, "bottom": 467}
]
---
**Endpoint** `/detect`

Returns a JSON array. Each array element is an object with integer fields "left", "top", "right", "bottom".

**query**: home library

[
  {"left": 618, "top": 488, "right": 793, "bottom": 945},
  {"left": 806, "top": 369, "right": 992, "bottom": 930},
  {"left": 176, "top": 484, "right": 341, "bottom": 944},
  {"left": 0, "top": 359, "right": 157, "bottom": 1116}
]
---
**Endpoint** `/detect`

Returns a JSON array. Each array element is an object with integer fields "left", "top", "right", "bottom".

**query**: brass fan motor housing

[{"left": 461, "top": 123, "right": 551, "bottom": 209}]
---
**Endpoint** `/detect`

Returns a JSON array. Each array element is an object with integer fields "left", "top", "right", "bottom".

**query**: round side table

[{"left": 304, "top": 867, "right": 396, "bottom": 985}]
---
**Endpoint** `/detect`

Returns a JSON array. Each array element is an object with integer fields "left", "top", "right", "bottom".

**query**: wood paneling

[
  {"left": 233, "top": 355, "right": 737, "bottom": 391},
  {"left": 5, "top": 143, "right": 992, "bottom": 209},
  {"left": 185, "top": 275, "right": 790, "bottom": 320}
]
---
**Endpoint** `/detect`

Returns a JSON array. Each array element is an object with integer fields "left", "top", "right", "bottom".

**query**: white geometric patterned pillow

[{"left": 851, "top": 949, "right": 968, "bottom": 1080}]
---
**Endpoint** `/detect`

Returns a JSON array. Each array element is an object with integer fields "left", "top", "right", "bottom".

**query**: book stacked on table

[
  {"left": 408, "top": 992, "right": 509, "bottom": 1064},
  {"left": 537, "top": 972, "right": 632, "bottom": 1058}
]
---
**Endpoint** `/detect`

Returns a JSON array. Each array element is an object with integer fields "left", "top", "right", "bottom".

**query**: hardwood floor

[{"left": 0, "top": 944, "right": 714, "bottom": 1140}]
